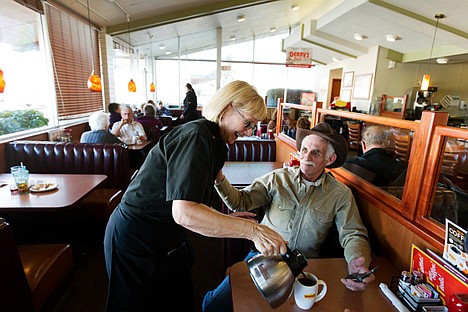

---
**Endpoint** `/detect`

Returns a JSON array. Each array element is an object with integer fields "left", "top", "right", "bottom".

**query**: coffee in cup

[{"left": 294, "top": 272, "right": 327, "bottom": 310}]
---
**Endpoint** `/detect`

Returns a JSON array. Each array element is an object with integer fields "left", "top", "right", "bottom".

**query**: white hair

[{"left": 88, "top": 112, "right": 110, "bottom": 131}]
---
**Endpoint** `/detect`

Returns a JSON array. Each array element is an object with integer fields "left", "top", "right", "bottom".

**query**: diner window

[
  {"left": 45, "top": 2, "right": 103, "bottom": 120},
  {"left": 430, "top": 136, "right": 468, "bottom": 229},
  {"left": 0, "top": 0, "right": 53, "bottom": 137}
]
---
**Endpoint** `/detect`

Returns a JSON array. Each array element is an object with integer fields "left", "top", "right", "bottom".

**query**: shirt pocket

[
  {"left": 268, "top": 199, "right": 296, "bottom": 231},
  {"left": 310, "top": 209, "right": 334, "bottom": 225}
]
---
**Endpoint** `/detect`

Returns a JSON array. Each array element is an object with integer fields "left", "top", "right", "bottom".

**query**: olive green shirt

[{"left": 215, "top": 167, "right": 371, "bottom": 266}]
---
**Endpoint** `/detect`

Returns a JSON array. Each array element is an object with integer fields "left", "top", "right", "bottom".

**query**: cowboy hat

[{"left": 295, "top": 122, "right": 348, "bottom": 168}]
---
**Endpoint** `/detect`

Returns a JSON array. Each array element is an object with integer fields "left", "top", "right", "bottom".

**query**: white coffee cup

[{"left": 294, "top": 272, "right": 327, "bottom": 310}]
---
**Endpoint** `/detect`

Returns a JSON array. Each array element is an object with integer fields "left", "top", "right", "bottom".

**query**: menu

[
  {"left": 411, "top": 245, "right": 468, "bottom": 305},
  {"left": 443, "top": 219, "right": 468, "bottom": 276}
]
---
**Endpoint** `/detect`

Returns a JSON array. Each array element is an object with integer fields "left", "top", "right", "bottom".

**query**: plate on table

[{"left": 30, "top": 183, "right": 58, "bottom": 193}]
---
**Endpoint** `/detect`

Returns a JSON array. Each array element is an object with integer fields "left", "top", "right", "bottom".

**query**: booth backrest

[
  {"left": 5, "top": 141, "right": 131, "bottom": 190},
  {"left": 226, "top": 139, "right": 276, "bottom": 162}
]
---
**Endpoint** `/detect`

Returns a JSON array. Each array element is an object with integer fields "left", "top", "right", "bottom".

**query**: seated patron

[
  {"left": 157, "top": 101, "right": 172, "bottom": 116},
  {"left": 296, "top": 116, "right": 311, "bottom": 129},
  {"left": 203, "top": 123, "right": 373, "bottom": 312},
  {"left": 135, "top": 104, "right": 163, "bottom": 129},
  {"left": 345, "top": 125, "right": 406, "bottom": 186},
  {"left": 80, "top": 112, "right": 121, "bottom": 144},
  {"left": 111, "top": 105, "right": 147, "bottom": 143},
  {"left": 108, "top": 102, "right": 121, "bottom": 128}
]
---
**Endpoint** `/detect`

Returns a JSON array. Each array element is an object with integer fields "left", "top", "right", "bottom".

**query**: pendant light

[
  {"left": 127, "top": 15, "right": 136, "bottom": 92},
  {"left": 0, "top": 68, "right": 5, "bottom": 93},
  {"left": 86, "top": 0, "right": 102, "bottom": 92},
  {"left": 148, "top": 32, "right": 155, "bottom": 92},
  {"left": 421, "top": 13, "right": 445, "bottom": 91}
]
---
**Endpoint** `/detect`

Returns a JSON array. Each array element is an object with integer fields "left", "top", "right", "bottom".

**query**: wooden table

[
  {"left": 126, "top": 140, "right": 151, "bottom": 150},
  {"left": 229, "top": 257, "right": 400, "bottom": 312},
  {"left": 223, "top": 162, "right": 283, "bottom": 186},
  {"left": 0, "top": 173, "right": 106, "bottom": 212}
]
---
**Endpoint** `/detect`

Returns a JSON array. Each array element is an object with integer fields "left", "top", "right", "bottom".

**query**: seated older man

[
  {"left": 81, "top": 111, "right": 121, "bottom": 144},
  {"left": 203, "top": 122, "right": 373, "bottom": 312},
  {"left": 111, "top": 105, "right": 147, "bottom": 143}
]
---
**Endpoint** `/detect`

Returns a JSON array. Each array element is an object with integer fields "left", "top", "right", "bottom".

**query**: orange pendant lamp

[
  {"left": 148, "top": 32, "right": 156, "bottom": 92},
  {"left": 128, "top": 79, "right": 136, "bottom": 92},
  {"left": 88, "top": 70, "right": 102, "bottom": 92},
  {"left": 86, "top": 0, "right": 102, "bottom": 92},
  {"left": 0, "top": 68, "right": 5, "bottom": 93},
  {"left": 421, "top": 14, "right": 445, "bottom": 91}
]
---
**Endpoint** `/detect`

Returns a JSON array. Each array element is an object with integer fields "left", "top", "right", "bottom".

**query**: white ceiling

[{"left": 49, "top": 0, "right": 468, "bottom": 64}]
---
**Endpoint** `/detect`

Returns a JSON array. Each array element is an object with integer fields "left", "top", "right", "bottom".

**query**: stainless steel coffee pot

[{"left": 246, "top": 247, "right": 307, "bottom": 308}]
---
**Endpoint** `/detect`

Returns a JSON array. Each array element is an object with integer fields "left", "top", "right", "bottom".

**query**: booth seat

[
  {"left": 226, "top": 139, "right": 276, "bottom": 162},
  {"left": 4, "top": 141, "right": 133, "bottom": 220},
  {"left": 0, "top": 218, "right": 73, "bottom": 312}
]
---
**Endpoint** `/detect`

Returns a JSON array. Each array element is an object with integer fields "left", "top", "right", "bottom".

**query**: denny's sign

[{"left": 286, "top": 48, "right": 313, "bottom": 68}]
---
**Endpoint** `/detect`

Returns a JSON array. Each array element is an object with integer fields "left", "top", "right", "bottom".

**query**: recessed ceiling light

[
  {"left": 270, "top": 27, "right": 277, "bottom": 33},
  {"left": 237, "top": 15, "right": 245, "bottom": 22},
  {"left": 291, "top": 5, "right": 300, "bottom": 11},
  {"left": 230, "top": 35, "right": 237, "bottom": 41},
  {"left": 159, "top": 45, "right": 166, "bottom": 50},
  {"left": 165, "top": 51, "right": 171, "bottom": 55},
  {"left": 386, "top": 34, "right": 398, "bottom": 42},
  {"left": 436, "top": 58, "right": 449, "bottom": 64},
  {"left": 354, "top": 33, "right": 366, "bottom": 41},
  {"left": 332, "top": 57, "right": 340, "bottom": 62}
]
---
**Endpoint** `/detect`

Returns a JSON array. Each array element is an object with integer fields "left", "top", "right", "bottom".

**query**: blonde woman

[{"left": 104, "top": 81, "right": 287, "bottom": 311}]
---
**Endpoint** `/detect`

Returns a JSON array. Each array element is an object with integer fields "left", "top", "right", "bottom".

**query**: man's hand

[{"left": 340, "top": 257, "right": 375, "bottom": 291}]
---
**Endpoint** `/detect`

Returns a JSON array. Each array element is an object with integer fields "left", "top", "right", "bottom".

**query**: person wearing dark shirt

[
  {"left": 157, "top": 101, "right": 172, "bottom": 116},
  {"left": 103, "top": 81, "right": 287, "bottom": 312},
  {"left": 180, "top": 83, "right": 200, "bottom": 122},
  {"left": 80, "top": 111, "right": 122, "bottom": 144},
  {"left": 135, "top": 104, "right": 163, "bottom": 129},
  {"left": 345, "top": 125, "right": 406, "bottom": 186},
  {"left": 108, "top": 102, "right": 121, "bottom": 128}
]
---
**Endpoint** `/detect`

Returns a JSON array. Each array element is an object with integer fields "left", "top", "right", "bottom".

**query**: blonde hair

[{"left": 203, "top": 80, "right": 266, "bottom": 123}]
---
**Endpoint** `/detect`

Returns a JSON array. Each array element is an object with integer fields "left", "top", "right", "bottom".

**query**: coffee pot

[{"left": 247, "top": 247, "right": 307, "bottom": 308}]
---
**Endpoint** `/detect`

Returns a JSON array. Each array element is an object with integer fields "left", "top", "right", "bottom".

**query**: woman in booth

[{"left": 103, "top": 80, "right": 287, "bottom": 311}]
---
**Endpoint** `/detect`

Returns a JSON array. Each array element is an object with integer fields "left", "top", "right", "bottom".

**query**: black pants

[{"left": 104, "top": 205, "right": 195, "bottom": 312}]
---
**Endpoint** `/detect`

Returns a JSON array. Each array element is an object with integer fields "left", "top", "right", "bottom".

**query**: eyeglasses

[{"left": 233, "top": 106, "right": 256, "bottom": 131}]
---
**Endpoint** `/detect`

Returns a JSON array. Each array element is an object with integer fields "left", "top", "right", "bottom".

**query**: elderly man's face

[
  {"left": 121, "top": 108, "right": 133, "bottom": 122},
  {"left": 299, "top": 134, "right": 336, "bottom": 181}
]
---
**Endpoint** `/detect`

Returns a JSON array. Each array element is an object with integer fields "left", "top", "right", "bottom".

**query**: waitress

[
  {"left": 104, "top": 80, "right": 287, "bottom": 311},
  {"left": 180, "top": 83, "right": 201, "bottom": 122}
]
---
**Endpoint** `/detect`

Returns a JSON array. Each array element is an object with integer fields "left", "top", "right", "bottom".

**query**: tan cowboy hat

[{"left": 295, "top": 122, "right": 348, "bottom": 168}]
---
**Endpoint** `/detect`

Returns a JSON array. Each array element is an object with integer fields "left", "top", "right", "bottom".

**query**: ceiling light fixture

[
  {"left": 86, "top": 0, "right": 102, "bottom": 92},
  {"left": 421, "top": 13, "right": 445, "bottom": 91},
  {"left": 291, "top": 5, "right": 300, "bottom": 11},
  {"left": 165, "top": 51, "right": 172, "bottom": 55},
  {"left": 148, "top": 32, "right": 155, "bottom": 93},
  {"left": 270, "top": 27, "right": 277, "bottom": 33},
  {"left": 436, "top": 57, "right": 449, "bottom": 64},
  {"left": 354, "top": 33, "right": 366, "bottom": 41},
  {"left": 332, "top": 57, "right": 340, "bottom": 62},
  {"left": 230, "top": 35, "right": 237, "bottom": 41},
  {"left": 159, "top": 45, "right": 166, "bottom": 50},
  {"left": 0, "top": 68, "right": 5, "bottom": 93},
  {"left": 386, "top": 34, "right": 398, "bottom": 42},
  {"left": 126, "top": 15, "right": 136, "bottom": 92},
  {"left": 237, "top": 15, "right": 245, "bottom": 22}
]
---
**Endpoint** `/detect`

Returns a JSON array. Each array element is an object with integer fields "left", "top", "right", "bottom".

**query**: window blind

[
  {"left": 45, "top": 3, "right": 103, "bottom": 120},
  {"left": 14, "top": 0, "right": 44, "bottom": 14}
]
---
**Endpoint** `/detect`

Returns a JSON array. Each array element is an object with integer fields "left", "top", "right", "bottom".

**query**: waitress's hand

[{"left": 251, "top": 224, "right": 288, "bottom": 256}]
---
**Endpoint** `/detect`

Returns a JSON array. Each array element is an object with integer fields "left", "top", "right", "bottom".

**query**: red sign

[
  {"left": 411, "top": 245, "right": 468, "bottom": 305},
  {"left": 286, "top": 48, "right": 313, "bottom": 68}
]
